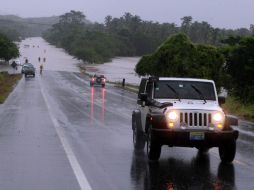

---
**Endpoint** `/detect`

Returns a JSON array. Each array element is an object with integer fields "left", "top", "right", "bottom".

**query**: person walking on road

[
  {"left": 43, "top": 57, "right": 46, "bottom": 62},
  {"left": 40, "top": 64, "right": 43, "bottom": 75},
  {"left": 38, "top": 57, "right": 41, "bottom": 62}
]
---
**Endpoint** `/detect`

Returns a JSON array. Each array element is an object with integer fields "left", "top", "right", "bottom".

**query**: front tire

[
  {"left": 132, "top": 117, "right": 145, "bottom": 150},
  {"left": 147, "top": 127, "right": 161, "bottom": 161},
  {"left": 219, "top": 141, "right": 236, "bottom": 163},
  {"left": 197, "top": 147, "right": 209, "bottom": 154}
]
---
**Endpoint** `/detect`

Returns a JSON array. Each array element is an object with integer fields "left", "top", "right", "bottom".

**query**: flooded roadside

[
  {"left": 85, "top": 57, "right": 141, "bottom": 85},
  {"left": 12, "top": 37, "right": 141, "bottom": 85}
]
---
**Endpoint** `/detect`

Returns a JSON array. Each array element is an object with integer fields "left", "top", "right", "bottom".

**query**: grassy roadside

[
  {"left": 109, "top": 81, "right": 139, "bottom": 93},
  {"left": 0, "top": 72, "right": 22, "bottom": 104},
  {"left": 222, "top": 96, "right": 254, "bottom": 122}
]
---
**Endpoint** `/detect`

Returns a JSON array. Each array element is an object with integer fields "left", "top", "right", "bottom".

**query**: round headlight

[
  {"left": 167, "top": 111, "right": 178, "bottom": 120},
  {"left": 213, "top": 112, "right": 223, "bottom": 122}
]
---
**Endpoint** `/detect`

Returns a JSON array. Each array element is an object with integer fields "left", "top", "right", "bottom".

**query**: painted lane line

[{"left": 39, "top": 79, "right": 92, "bottom": 190}]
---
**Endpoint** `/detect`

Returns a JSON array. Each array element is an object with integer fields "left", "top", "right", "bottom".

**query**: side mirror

[
  {"left": 218, "top": 96, "right": 226, "bottom": 105},
  {"left": 139, "top": 93, "right": 148, "bottom": 102}
]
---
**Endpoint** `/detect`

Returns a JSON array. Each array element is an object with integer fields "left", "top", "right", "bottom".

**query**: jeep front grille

[{"left": 180, "top": 112, "right": 212, "bottom": 127}]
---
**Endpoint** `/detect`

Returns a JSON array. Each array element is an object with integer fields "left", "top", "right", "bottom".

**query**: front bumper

[{"left": 151, "top": 129, "right": 239, "bottom": 147}]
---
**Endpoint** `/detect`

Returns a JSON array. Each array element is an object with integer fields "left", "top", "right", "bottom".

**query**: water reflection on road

[
  {"left": 131, "top": 151, "right": 235, "bottom": 190},
  {"left": 89, "top": 86, "right": 106, "bottom": 125}
]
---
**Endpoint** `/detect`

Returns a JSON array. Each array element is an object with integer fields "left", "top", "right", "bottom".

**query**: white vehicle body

[
  {"left": 132, "top": 77, "right": 238, "bottom": 162},
  {"left": 139, "top": 77, "right": 225, "bottom": 132}
]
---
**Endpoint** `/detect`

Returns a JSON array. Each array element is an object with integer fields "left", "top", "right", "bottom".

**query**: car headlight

[
  {"left": 212, "top": 112, "right": 223, "bottom": 122},
  {"left": 167, "top": 111, "right": 178, "bottom": 121}
]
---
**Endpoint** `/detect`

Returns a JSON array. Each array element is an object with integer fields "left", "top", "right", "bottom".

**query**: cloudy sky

[{"left": 1, "top": 0, "right": 253, "bottom": 29}]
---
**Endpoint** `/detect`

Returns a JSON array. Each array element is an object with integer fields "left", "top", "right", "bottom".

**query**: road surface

[{"left": 0, "top": 37, "right": 254, "bottom": 190}]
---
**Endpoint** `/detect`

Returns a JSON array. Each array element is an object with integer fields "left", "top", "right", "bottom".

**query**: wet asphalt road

[
  {"left": 0, "top": 71, "right": 254, "bottom": 190},
  {"left": 0, "top": 37, "right": 254, "bottom": 190}
]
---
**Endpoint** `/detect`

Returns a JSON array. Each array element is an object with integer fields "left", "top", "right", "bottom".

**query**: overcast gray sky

[{"left": 1, "top": 0, "right": 253, "bottom": 29}]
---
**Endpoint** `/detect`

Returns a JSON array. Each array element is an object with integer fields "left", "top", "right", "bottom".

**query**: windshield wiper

[
  {"left": 191, "top": 85, "right": 207, "bottom": 104},
  {"left": 166, "top": 84, "right": 181, "bottom": 101}
]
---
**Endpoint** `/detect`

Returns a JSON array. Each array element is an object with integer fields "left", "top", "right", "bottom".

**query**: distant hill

[{"left": 0, "top": 14, "right": 59, "bottom": 40}]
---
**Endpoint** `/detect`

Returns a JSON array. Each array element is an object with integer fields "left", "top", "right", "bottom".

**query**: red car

[{"left": 90, "top": 74, "right": 106, "bottom": 88}]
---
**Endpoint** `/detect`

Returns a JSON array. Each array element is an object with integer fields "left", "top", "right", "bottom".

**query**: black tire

[
  {"left": 197, "top": 147, "right": 209, "bottom": 154},
  {"left": 132, "top": 117, "right": 145, "bottom": 150},
  {"left": 147, "top": 127, "right": 161, "bottom": 161},
  {"left": 219, "top": 140, "right": 236, "bottom": 163}
]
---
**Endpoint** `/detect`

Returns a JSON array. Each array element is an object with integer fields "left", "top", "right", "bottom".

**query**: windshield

[{"left": 154, "top": 80, "right": 216, "bottom": 101}]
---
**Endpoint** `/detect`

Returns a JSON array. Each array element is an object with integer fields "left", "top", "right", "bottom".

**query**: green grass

[
  {"left": 0, "top": 72, "right": 22, "bottom": 104},
  {"left": 222, "top": 96, "right": 254, "bottom": 122},
  {"left": 109, "top": 81, "right": 139, "bottom": 93}
]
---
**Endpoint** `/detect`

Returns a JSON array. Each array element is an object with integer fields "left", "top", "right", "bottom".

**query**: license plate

[{"left": 190, "top": 132, "right": 205, "bottom": 140}]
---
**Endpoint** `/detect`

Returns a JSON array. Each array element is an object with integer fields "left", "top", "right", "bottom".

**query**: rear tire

[
  {"left": 147, "top": 127, "right": 161, "bottom": 161},
  {"left": 219, "top": 141, "right": 236, "bottom": 163}
]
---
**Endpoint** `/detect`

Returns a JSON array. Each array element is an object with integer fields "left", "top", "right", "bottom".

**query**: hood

[{"left": 156, "top": 99, "right": 222, "bottom": 111}]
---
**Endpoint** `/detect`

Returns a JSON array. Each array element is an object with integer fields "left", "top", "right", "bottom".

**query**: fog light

[{"left": 168, "top": 122, "right": 174, "bottom": 128}]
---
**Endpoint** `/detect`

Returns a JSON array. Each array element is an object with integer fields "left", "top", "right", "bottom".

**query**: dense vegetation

[
  {"left": 135, "top": 34, "right": 224, "bottom": 89},
  {"left": 221, "top": 36, "right": 254, "bottom": 103},
  {"left": 0, "top": 33, "right": 19, "bottom": 61},
  {"left": 44, "top": 11, "right": 254, "bottom": 64},
  {"left": 0, "top": 15, "right": 59, "bottom": 41}
]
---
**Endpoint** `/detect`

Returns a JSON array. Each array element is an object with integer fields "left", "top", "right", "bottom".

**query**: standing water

[
  {"left": 19, "top": 37, "right": 80, "bottom": 73},
  {"left": 85, "top": 57, "right": 141, "bottom": 85}
]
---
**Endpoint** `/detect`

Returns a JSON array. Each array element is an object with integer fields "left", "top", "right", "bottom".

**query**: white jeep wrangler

[{"left": 132, "top": 77, "right": 239, "bottom": 162}]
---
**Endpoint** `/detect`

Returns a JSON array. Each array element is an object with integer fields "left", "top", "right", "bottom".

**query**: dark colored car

[
  {"left": 22, "top": 63, "right": 35, "bottom": 78},
  {"left": 90, "top": 74, "right": 106, "bottom": 87}
]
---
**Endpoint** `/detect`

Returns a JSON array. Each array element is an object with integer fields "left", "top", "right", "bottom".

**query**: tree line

[
  {"left": 0, "top": 15, "right": 59, "bottom": 41},
  {"left": 43, "top": 11, "right": 254, "bottom": 64},
  {"left": 136, "top": 33, "right": 254, "bottom": 104}
]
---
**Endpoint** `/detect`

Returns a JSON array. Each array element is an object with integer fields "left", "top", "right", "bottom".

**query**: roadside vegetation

[
  {"left": 43, "top": 11, "right": 254, "bottom": 64},
  {"left": 222, "top": 97, "right": 254, "bottom": 122},
  {"left": 0, "top": 33, "right": 19, "bottom": 61},
  {"left": 0, "top": 72, "right": 21, "bottom": 104},
  {"left": 0, "top": 34, "right": 21, "bottom": 104}
]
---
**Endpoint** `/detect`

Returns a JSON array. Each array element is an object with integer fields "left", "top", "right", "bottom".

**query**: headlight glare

[
  {"left": 213, "top": 112, "right": 223, "bottom": 122},
  {"left": 167, "top": 111, "right": 178, "bottom": 120}
]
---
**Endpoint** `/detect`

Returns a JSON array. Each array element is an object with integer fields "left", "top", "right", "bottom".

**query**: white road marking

[{"left": 39, "top": 78, "right": 92, "bottom": 190}]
